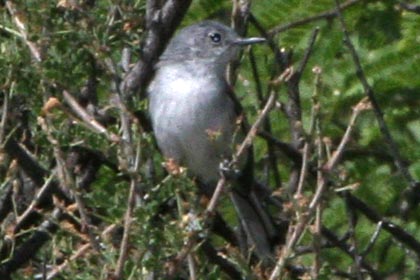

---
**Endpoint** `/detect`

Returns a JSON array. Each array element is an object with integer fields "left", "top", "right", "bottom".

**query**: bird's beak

[{"left": 233, "top": 37, "right": 266, "bottom": 46}]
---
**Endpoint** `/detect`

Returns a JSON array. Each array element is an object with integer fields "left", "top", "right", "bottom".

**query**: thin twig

[
  {"left": 0, "top": 208, "right": 63, "bottom": 278},
  {"left": 114, "top": 179, "right": 139, "bottom": 279},
  {"left": 5, "top": 1, "right": 42, "bottom": 62},
  {"left": 285, "top": 27, "right": 319, "bottom": 194},
  {"left": 236, "top": 68, "right": 292, "bottom": 160},
  {"left": 325, "top": 98, "right": 370, "bottom": 171},
  {"left": 187, "top": 254, "right": 197, "bottom": 280},
  {"left": 175, "top": 191, "right": 198, "bottom": 280},
  {"left": 398, "top": 1, "right": 420, "bottom": 14},
  {"left": 113, "top": 67, "right": 143, "bottom": 278},
  {"left": 15, "top": 173, "right": 55, "bottom": 227},
  {"left": 295, "top": 66, "right": 322, "bottom": 197},
  {"left": 312, "top": 85, "right": 323, "bottom": 279},
  {"left": 295, "top": 143, "right": 309, "bottom": 197},
  {"left": 234, "top": 84, "right": 280, "bottom": 160},
  {"left": 38, "top": 114, "right": 102, "bottom": 252},
  {"left": 311, "top": 205, "right": 322, "bottom": 279},
  {"left": 268, "top": 0, "right": 360, "bottom": 36},
  {"left": 62, "top": 90, "right": 120, "bottom": 143},
  {"left": 249, "top": 48, "right": 281, "bottom": 187},
  {"left": 249, "top": 14, "right": 287, "bottom": 70},
  {"left": 0, "top": 91, "right": 9, "bottom": 144},
  {"left": 310, "top": 99, "right": 369, "bottom": 208},
  {"left": 269, "top": 97, "right": 369, "bottom": 280},
  {"left": 229, "top": 0, "right": 251, "bottom": 85},
  {"left": 321, "top": 226, "right": 381, "bottom": 279},
  {"left": 257, "top": 131, "right": 302, "bottom": 163},
  {"left": 296, "top": 28, "right": 320, "bottom": 79},
  {"left": 344, "top": 193, "right": 363, "bottom": 280},
  {"left": 333, "top": 0, "right": 419, "bottom": 214},
  {"left": 166, "top": 68, "right": 292, "bottom": 278},
  {"left": 345, "top": 193, "right": 420, "bottom": 259},
  {"left": 361, "top": 221, "right": 383, "bottom": 257},
  {"left": 46, "top": 224, "right": 118, "bottom": 279}
]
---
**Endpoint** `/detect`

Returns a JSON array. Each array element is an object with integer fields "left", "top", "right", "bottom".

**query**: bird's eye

[{"left": 209, "top": 32, "right": 222, "bottom": 43}]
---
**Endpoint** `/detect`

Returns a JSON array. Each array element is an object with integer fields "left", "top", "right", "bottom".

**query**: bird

[{"left": 148, "top": 20, "right": 276, "bottom": 262}]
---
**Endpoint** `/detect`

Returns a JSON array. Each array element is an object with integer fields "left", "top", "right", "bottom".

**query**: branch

[
  {"left": 257, "top": 131, "right": 302, "bottom": 164},
  {"left": 3, "top": 138, "right": 71, "bottom": 204},
  {"left": 345, "top": 193, "right": 420, "bottom": 259},
  {"left": 120, "top": 0, "right": 192, "bottom": 99},
  {"left": 113, "top": 186, "right": 138, "bottom": 278},
  {"left": 286, "top": 27, "right": 319, "bottom": 193},
  {"left": 0, "top": 91, "right": 8, "bottom": 143},
  {"left": 268, "top": 0, "right": 361, "bottom": 36},
  {"left": 249, "top": 48, "right": 281, "bottom": 187},
  {"left": 228, "top": 0, "right": 251, "bottom": 85},
  {"left": 321, "top": 226, "right": 381, "bottom": 279},
  {"left": 333, "top": 0, "right": 420, "bottom": 215},
  {"left": 398, "top": 1, "right": 420, "bottom": 14},
  {"left": 0, "top": 208, "right": 62, "bottom": 278},
  {"left": 38, "top": 113, "right": 101, "bottom": 252},
  {"left": 46, "top": 224, "right": 118, "bottom": 279},
  {"left": 269, "top": 97, "right": 369, "bottom": 279},
  {"left": 62, "top": 90, "right": 120, "bottom": 143},
  {"left": 201, "top": 241, "right": 243, "bottom": 279},
  {"left": 5, "top": 1, "right": 42, "bottom": 62},
  {"left": 165, "top": 68, "right": 292, "bottom": 278}
]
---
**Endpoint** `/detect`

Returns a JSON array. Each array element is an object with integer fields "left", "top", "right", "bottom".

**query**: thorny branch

[
  {"left": 269, "top": 97, "right": 372, "bottom": 280},
  {"left": 114, "top": 146, "right": 142, "bottom": 279},
  {"left": 46, "top": 224, "right": 118, "bottom": 279},
  {"left": 38, "top": 109, "right": 101, "bottom": 252},
  {"left": 2, "top": 1, "right": 420, "bottom": 279},
  {"left": 5, "top": 1, "right": 42, "bottom": 62}
]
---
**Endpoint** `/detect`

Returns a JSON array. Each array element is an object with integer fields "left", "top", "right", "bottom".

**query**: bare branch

[
  {"left": 398, "top": 1, "right": 420, "bottom": 14},
  {"left": 0, "top": 91, "right": 8, "bottom": 143},
  {"left": 268, "top": 0, "right": 361, "bottom": 36},
  {"left": 361, "top": 221, "right": 383, "bottom": 257},
  {"left": 62, "top": 90, "right": 120, "bottom": 143},
  {"left": 333, "top": 0, "right": 420, "bottom": 215},
  {"left": 228, "top": 0, "right": 251, "bottom": 85},
  {"left": 344, "top": 193, "right": 420, "bottom": 258},
  {"left": 46, "top": 224, "right": 118, "bottom": 279},
  {"left": 38, "top": 115, "right": 101, "bottom": 252},
  {"left": 269, "top": 97, "right": 369, "bottom": 279},
  {"left": 114, "top": 180, "right": 140, "bottom": 279},
  {"left": 5, "top": 1, "right": 42, "bottom": 62},
  {"left": 15, "top": 173, "right": 55, "bottom": 227},
  {"left": 0, "top": 208, "right": 63, "bottom": 278}
]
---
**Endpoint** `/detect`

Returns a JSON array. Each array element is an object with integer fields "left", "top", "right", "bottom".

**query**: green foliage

[{"left": 1, "top": 0, "right": 420, "bottom": 279}]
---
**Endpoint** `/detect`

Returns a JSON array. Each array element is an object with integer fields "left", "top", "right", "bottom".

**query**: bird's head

[{"left": 160, "top": 20, "right": 265, "bottom": 67}]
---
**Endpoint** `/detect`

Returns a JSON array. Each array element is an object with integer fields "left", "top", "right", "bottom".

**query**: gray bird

[{"left": 148, "top": 20, "right": 276, "bottom": 261}]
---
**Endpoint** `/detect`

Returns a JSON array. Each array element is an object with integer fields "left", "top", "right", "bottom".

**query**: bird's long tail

[{"left": 230, "top": 188, "right": 277, "bottom": 263}]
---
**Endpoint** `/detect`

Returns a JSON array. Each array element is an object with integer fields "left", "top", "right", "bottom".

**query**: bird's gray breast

[{"left": 148, "top": 63, "right": 237, "bottom": 184}]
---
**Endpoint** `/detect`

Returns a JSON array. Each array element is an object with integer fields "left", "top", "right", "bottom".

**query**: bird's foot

[{"left": 219, "top": 159, "right": 241, "bottom": 181}]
